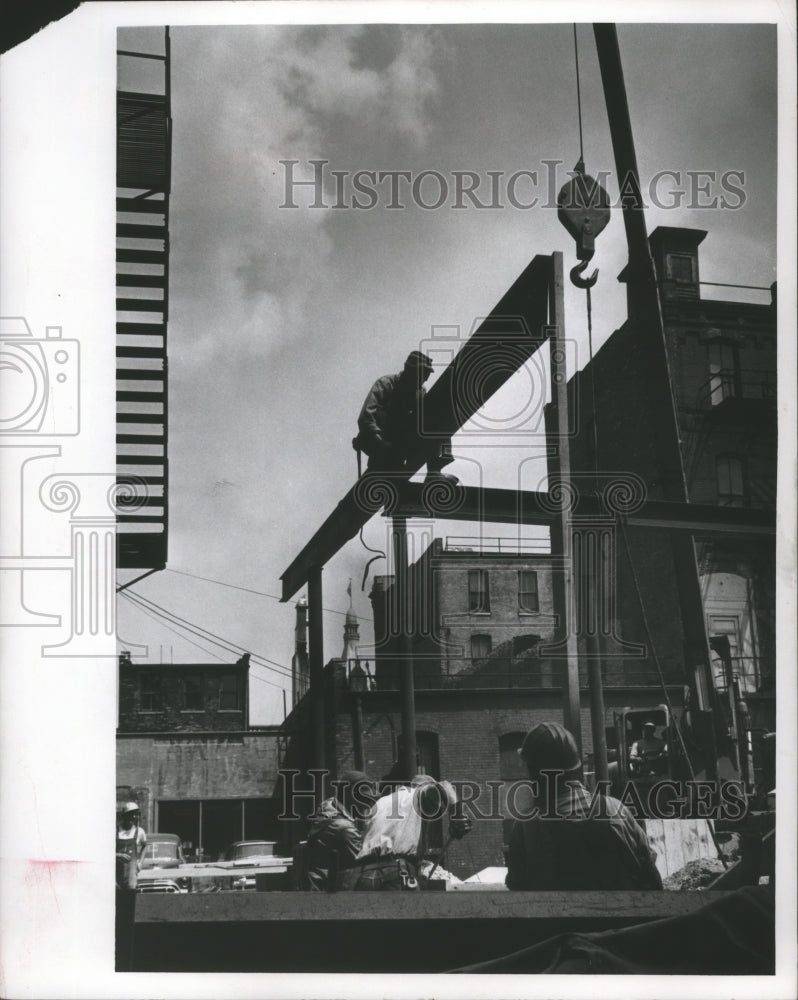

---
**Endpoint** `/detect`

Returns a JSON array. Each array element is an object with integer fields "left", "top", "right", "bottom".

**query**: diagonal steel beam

[{"left": 280, "top": 254, "right": 554, "bottom": 601}]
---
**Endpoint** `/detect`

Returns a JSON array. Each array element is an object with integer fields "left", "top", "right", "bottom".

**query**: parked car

[
  {"left": 136, "top": 877, "right": 189, "bottom": 894},
  {"left": 140, "top": 833, "right": 186, "bottom": 870},
  {"left": 218, "top": 841, "right": 278, "bottom": 864}
]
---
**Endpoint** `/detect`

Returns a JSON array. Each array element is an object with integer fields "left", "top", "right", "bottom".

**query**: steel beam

[
  {"left": 280, "top": 254, "right": 553, "bottom": 601},
  {"left": 593, "top": 23, "right": 721, "bottom": 720},
  {"left": 282, "top": 481, "right": 773, "bottom": 603},
  {"left": 392, "top": 516, "right": 417, "bottom": 779},
  {"left": 547, "top": 253, "right": 582, "bottom": 750},
  {"left": 388, "top": 483, "right": 774, "bottom": 535}
]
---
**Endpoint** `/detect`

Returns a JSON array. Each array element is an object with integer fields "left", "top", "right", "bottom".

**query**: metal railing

[{"left": 445, "top": 536, "right": 550, "bottom": 555}]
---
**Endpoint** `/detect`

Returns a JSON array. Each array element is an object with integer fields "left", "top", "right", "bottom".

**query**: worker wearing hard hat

[
  {"left": 630, "top": 721, "right": 668, "bottom": 776},
  {"left": 305, "top": 770, "right": 377, "bottom": 890},
  {"left": 354, "top": 350, "right": 458, "bottom": 485},
  {"left": 116, "top": 801, "right": 147, "bottom": 891},
  {"left": 505, "top": 722, "right": 662, "bottom": 891}
]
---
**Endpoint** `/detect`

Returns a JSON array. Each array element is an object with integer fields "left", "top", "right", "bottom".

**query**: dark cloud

[{"left": 349, "top": 24, "right": 402, "bottom": 73}]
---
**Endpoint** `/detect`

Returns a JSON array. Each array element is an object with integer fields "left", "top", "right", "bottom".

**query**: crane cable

[
  {"left": 572, "top": 24, "right": 600, "bottom": 474},
  {"left": 573, "top": 24, "right": 585, "bottom": 164}
]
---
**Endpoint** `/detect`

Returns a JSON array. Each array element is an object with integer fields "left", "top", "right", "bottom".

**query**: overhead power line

[
  {"left": 121, "top": 592, "right": 290, "bottom": 692},
  {"left": 121, "top": 594, "right": 228, "bottom": 663},
  {"left": 164, "top": 566, "right": 351, "bottom": 617},
  {"left": 120, "top": 588, "right": 294, "bottom": 683}
]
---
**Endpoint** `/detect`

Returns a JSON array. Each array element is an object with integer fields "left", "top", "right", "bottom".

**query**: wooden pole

[
  {"left": 392, "top": 516, "right": 417, "bottom": 778},
  {"left": 585, "top": 528, "right": 609, "bottom": 783},
  {"left": 308, "top": 565, "right": 326, "bottom": 807},
  {"left": 547, "top": 253, "right": 582, "bottom": 753}
]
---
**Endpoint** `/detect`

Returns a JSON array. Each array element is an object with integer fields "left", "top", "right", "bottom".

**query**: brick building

[
  {"left": 282, "top": 554, "right": 680, "bottom": 878},
  {"left": 563, "top": 227, "right": 776, "bottom": 736},
  {"left": 116, "top": 652, "right": 283, "bottom": 861},
  {"left": 281, "top": 226, "right": 775, "bottom": 876}
]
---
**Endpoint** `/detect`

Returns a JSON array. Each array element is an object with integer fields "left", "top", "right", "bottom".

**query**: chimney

[{"left": 618, "top": 226, "right": 707, "bottom": 316}]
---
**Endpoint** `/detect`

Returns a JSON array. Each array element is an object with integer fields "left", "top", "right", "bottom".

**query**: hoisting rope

[
  {"left": 573, "top": 24, "right": 585, "bottom": 165},
  {"left": 354, "top": 449, "right": 387, "bottom": 590},
  {"left": 571, "top": 26, "right": 600, "bottom": 472}
]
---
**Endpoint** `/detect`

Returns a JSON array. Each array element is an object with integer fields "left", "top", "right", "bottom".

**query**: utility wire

[
  {"left": 121, "top": 591, "right": 291, "bottom": 692},
  {"left": 125, "top": 587, "right": 293, "bottom": 674},
  {"left": 122, "top": 589, "right": 250, "bottom": 664},
  {"left": 122, "top": 588, "right": 294, "bottom": 681},
  {"left": 121, "top": 592, "right": 228, "bottom": 663},
  {"left": 164, "top": 566, "right": 349, "bottom": 617}
]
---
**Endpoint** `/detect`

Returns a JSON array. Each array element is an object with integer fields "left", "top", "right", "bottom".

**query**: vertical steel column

[
  {"left": 392, "top": 516, "right": 417, "bottom": 779},
  {"left": 548, "top": 253, "right": 582, "bottom": 753},
  {"left": 308, "top": 565, "right": 326, "bottom": 807},
  {"left": 352, "top": 694, "right": 365, "bottom": 772},
  {"left": 587, "top": 530, "right": 609, "bottom": 783}
]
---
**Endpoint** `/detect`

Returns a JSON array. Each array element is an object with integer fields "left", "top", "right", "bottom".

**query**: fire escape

[{"left": 116, "top": 31, "right": 171, "bottom": 579}]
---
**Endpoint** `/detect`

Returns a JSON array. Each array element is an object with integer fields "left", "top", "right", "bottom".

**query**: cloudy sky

[{"left": 115, "top": 18, "right": 777, "bottom": 724}]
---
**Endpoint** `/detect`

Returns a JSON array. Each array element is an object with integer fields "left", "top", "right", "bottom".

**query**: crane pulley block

[{"left": 557, "top": 161, "right": 611, "bottom": 262}]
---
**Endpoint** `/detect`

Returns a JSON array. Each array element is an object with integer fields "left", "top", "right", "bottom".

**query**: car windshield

[
  {"left": 146, "top": 842, "right": 179, "bottom": 860},
  {"left": 231, "top": 843, "right": 270, "bottom": 859}
]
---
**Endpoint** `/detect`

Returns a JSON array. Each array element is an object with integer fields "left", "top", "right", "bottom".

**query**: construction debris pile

[{"left": 663, "top": 858, "right": 727, "bottom": 891}]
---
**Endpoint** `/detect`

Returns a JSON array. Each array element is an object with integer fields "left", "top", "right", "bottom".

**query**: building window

[
  {"left": 708, "top": 340, "right": 740, "bottom": 406},
  {"left": 518, "top": 570, "right": 539, "bottom": 613},
  {"left": 139, "top": 672, "right": 162, "bottom": 712},
  {"left": 468, "top": 569, "right": 490, "bottom": 613},
  {"left": 716, "top": 454, "right": 746, "bottom": 507},
  {"left": 219, "top": 673, "right": 241, "bottom": 711},
  {"left": 470, "top": 633, "right": 492, "bottom": 660},
  {"left": 665, "top": 252, "right": 696, "bottom": 283},
  {"left": 182, "top": 674, "right": 203, "bottom": 711}
]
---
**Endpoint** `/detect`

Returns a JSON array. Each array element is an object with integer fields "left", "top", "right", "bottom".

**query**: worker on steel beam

[
  {"left": 353, "top": 350, "right": 459, "bottom": 485},
  {"left": 505, "top": 722, "right": 662, "bottom": 891}
]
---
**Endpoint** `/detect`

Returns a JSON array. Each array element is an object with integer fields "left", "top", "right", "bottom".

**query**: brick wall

[
  {"left": 331, "top": 686, "right": 682, "bottom": 879},
  {"left": 118, "top": 661, "right": 248, "bottom": 733}
]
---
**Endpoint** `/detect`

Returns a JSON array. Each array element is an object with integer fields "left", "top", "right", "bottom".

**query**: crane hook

[{"left": 570, "top": 259, "right": 599, "bottom": 289}]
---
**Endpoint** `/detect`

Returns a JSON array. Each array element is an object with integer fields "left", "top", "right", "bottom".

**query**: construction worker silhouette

[{"left": 354, "top": 350, "right": 458, "bottom": 485}]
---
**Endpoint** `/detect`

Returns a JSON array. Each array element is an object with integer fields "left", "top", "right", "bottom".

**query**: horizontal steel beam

[
  {"left": 281, "top": 478, "right": 774, "bottom": 600},
  {"left": 390, "top": 482, "right": 776, "bottom": 536}
]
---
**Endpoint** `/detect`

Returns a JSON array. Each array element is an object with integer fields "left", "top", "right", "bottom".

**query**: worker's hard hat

[
  {"left": 642, "top": 721, "right": 657, "bottom": 730},
  {"left": 120, "top": 801, "right": 140, "bottom": 815},
  {"left": 517, "top": 722, "right": 581, "bottom": 773},
  {"left": 404, "top": 350, "right": 434, "bottom": 371}
]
